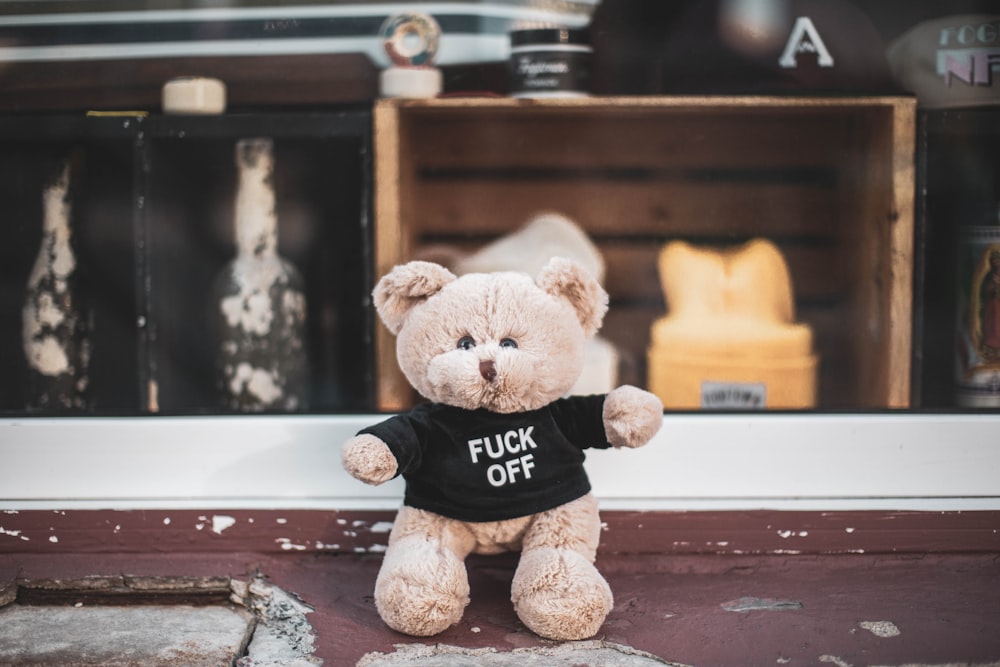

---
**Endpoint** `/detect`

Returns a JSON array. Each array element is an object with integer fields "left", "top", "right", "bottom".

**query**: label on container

[
  {"left": 509, "top": 45, "right": 591, "bottom": 97},
  {"left": 700, "top": 381, "right": 767, "bottom": 409},
  {"left": 955, "top": 226, "right": 1000, "bottom": 407}
]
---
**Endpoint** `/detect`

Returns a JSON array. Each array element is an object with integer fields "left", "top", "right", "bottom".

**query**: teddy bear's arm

[
  {"left": 602, "top": 385, "right": 664, "bottom": 449},
  {"left": 342, "top": 433, "right": 399, "bottom": 485}
]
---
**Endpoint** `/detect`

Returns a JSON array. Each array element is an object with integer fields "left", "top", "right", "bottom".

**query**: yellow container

[{"left": 647, "top": 239, "right": 818, "bottom": 409}]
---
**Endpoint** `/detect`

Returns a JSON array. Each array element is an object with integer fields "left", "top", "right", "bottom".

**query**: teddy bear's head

[{"left": 374, "top": 257, "right": 608, "bottom": 413}]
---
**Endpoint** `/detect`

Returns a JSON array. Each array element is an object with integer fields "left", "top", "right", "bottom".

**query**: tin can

[
  {"left": 955, "top": 224, "right": 1000, "bottom": 407},
  {"left": 509, "top": 28, "right": 591, "bottom": 98}
]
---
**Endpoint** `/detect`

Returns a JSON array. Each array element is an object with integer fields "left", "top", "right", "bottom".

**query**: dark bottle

[
  {"left": 22, "top": 160, "right": 92, "bottom": 412},
  {"left": 214, "top": 138, "right": 308, "bottom": 412}
]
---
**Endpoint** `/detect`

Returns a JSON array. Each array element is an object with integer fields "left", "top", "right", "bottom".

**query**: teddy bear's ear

[
  {"left": 373, "top": 261, "right": 457, "bottom": 334},
  {"left": 536, "top": 256, "right": 609, "bottom": 337}
]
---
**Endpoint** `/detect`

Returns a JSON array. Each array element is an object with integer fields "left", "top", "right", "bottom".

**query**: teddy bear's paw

[
  {"left": 603, "top": 385, "right": 664, "bottom": 449},
  {"left": 341, "top": 434, "right": 398, "bottom": 485},
  {"left": 511, "top": 547, "right": 614, "bottom": 641},
  {"left": 375, "top": 536, "right": 470, "bottom": 636}
]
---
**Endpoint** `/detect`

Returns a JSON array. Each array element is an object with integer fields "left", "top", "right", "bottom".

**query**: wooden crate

[{"left": 373, "top": 96, "right": 915, "bottom": 411}]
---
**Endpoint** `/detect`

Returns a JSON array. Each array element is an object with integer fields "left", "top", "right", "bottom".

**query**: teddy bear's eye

[
  {"left": 500, "top": 337, "right": 518, "bottom": 349},
  {"left": 457, "top": 336, "right": 476, "bottom": 350}
]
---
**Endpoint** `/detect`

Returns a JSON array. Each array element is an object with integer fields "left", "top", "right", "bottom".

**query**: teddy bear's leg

[
  {"left": 374, "top": 506, "right": 475, "bottom": 636},
  {"left": 511, "top": 493, "right": 613, "bottom": 640}
]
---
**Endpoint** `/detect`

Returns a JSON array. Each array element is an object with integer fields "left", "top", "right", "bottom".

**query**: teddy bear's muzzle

[{"left": 479, "top": 359, "right": 498, "bottom": 382}]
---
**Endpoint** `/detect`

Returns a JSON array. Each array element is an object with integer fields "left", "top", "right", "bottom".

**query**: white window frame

[{"left": 2, "top": 413, "right": 998, "bottom": 512}]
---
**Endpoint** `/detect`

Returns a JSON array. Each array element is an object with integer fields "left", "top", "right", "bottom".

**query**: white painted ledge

[{"left": 1, "top": 413, "right": 998, "bottom": 511}]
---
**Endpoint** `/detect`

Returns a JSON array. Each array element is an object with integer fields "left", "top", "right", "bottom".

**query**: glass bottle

[
  {"left": 955, "top": 205, "right": 1000, "bottom": 408},
  {"left": 215, "top": 137, "right": 308, "bottom": 412},
  {"left": 21, "top": 159, "right": 92, "bottom": 412}
]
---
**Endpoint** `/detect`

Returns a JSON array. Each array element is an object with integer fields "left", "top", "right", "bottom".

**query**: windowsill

[{"left": 2, "top": 412, "right": 998, "bottom": 513}]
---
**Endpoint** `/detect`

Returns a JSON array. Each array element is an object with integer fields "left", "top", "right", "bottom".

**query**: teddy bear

[{"left": 341, "top": 256, "right": 663, "bottom": 641}]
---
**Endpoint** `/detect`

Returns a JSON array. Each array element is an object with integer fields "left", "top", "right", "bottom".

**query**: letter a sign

[{"left": 779, "top": 17, "right": 834, "bottom": 68}]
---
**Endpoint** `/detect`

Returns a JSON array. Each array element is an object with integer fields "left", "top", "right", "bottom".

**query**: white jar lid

[
  {"left": 162, "top": 76, "right": 227, "bottom": 115},
  {"left": 379, "top": 66, "right": 442, "bottom": 98}
]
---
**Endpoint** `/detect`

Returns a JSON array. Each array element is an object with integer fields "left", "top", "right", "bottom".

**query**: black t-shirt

[{"left": 359, "top": 395, "right": 612, "bottom": 522}]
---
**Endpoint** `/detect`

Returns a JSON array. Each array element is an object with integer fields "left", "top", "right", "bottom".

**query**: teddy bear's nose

[{"left": 479, "top": 359, "right": 497, "bottom": 382}]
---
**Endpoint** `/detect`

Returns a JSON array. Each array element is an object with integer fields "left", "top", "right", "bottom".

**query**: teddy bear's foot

[
  {"left": 511, "top": 547, "right": 614, "bottom": 641},
  {"left": 374, "top": 536, "right": 470, "bottom": 636}
]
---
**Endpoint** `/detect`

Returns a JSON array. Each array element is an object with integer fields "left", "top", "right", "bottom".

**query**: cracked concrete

[
  {"left": 0, "top": 604, "right": 255, "bottom": 667},
  {"left": 356, "top": 641, "right": 691, "bottom": 667},
  {"left": 236, "top": 578, "right": 322, "bottom": 667},
  {"left": 0, "top": 576, "right": 322, "bottom": 667}
]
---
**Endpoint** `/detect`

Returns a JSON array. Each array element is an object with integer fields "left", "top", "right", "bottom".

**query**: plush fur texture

[
  {"left": 342, "top": 257, "right": 663, "bottom": 641},
  {"left": 375, "top": 257, "right": 606, "bottom": 414}
]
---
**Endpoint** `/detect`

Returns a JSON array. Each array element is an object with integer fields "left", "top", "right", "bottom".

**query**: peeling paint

[
  {"left": 722, "top": 597, "right": 803, "bottom": 613},
  {"left": 23, "top": 163, "right": 77, "bottom": 379},
  {"left": 1, "top": 527, "right": 29, "bottom": 542},
  {"left": 859, "top": 620, "right": 900, "bottom": 638},
  {"left": 276, "top": 518, "right": 288, "bottom": 524},
  {"left": 370, "top": 522, "right": 394, "bottom": 533},
  {"left": 777, "top": 530, "right": 808, "bottom": 539},
  {"left": 276, "top": 538, "right": 307, "bottom": 551},
  {"left": 228, "top": 363, "right": 284, "bottom": 406},
  {"left": 212, "top": 515, "right": 237, "bottom": 535},
  {"left": 819, "top": 656, "right": 852, "bottom": 667},
  {"left": 163, "top": 517, "right": 171, "bottom": 525},
  {"left": 48, "top": 536, "right": 58, "bottom": 543}
]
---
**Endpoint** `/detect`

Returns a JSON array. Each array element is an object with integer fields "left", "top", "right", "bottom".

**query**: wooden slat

[
  {"left": 373, "top": 101, "right": 412, "bottom": 412},
  {"left": 887, "top": 102, "right": 916, "bottom": 408},
  {"left": 411, "top": 180, "right": 842, "bottom": 238},
  {"left": 407, "top": 111, "right": 856, "bottom": 170},
  {"left": 411, "top": 240, "right": 847, "bottom": 302}
]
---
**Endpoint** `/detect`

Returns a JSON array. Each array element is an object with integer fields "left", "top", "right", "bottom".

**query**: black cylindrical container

[{"left": 509, "top": 28, "right": 591, "bottom": 98}]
